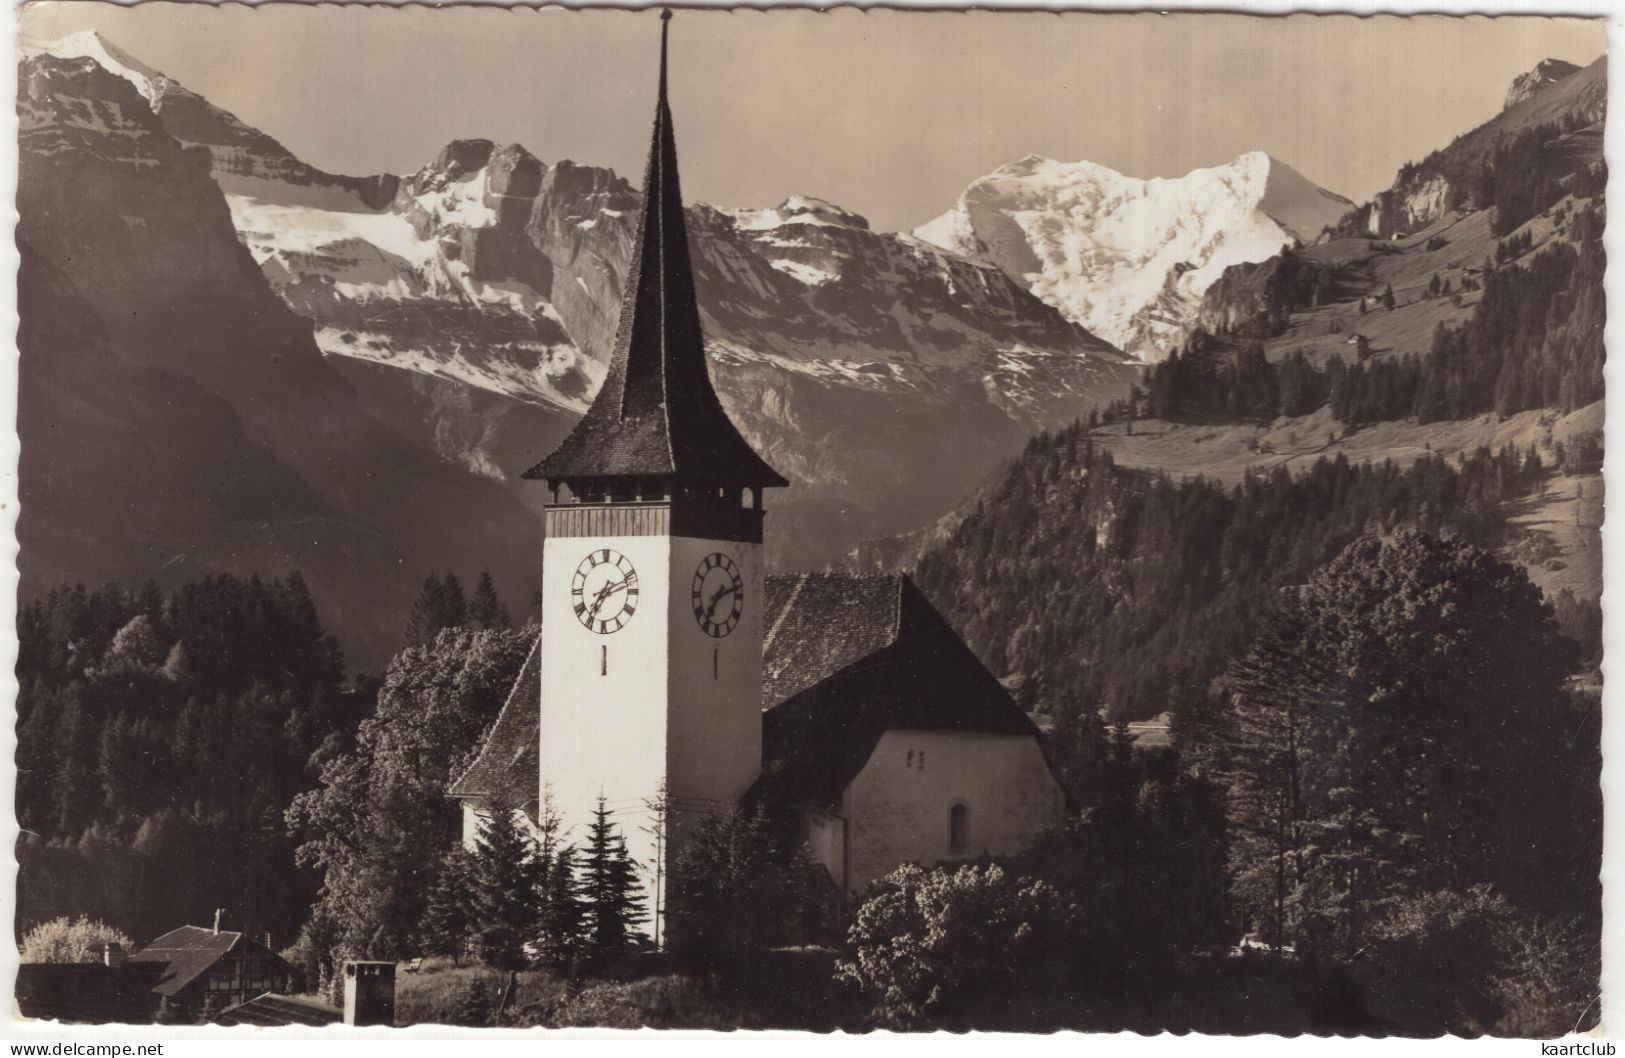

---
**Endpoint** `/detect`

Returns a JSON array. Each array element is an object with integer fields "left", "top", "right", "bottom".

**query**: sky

[{"left": 17, "top": 2, "right": 1608, "bottom": 233}]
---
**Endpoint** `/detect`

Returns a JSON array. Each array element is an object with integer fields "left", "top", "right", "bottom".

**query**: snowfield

[{"left": 915, "top": 151, "right": 1354, "bottom": 360}]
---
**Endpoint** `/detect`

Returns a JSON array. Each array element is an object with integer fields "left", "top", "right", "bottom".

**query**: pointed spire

[
  {"left": 659, "top": 8, "right": 671, "bottom": 100},
  {"left": 526, "top": 9, "right": 786, "bottom": 491}
]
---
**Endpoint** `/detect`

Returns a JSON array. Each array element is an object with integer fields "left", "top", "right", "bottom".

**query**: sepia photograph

[{"left": 6, "top": 0, "right": 1611, "bottom": 1039}]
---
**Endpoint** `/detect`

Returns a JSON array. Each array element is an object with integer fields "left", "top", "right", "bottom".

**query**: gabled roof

[
  {"left": 524, "top": 11, "right": 785, "bottom": 490},
  {"left": 452, "top": 573, "right": 1036, "bottom": 813},
  {"left": 448, "top": 635, "right": 542, "bottom": 809},
  {"left": 214, "top": 993, "right": 341, "bottom": 1027},
  {"left": 757, "top": 573, "right": 1036, "bottom": 809},
  {"left": 15, "top": 963, "right": 161, "bottom": 1024},
  {"left": 129, "top": 926, "right": 289, "bottom": 997},
  {"left": 761, "top": 573, "right": 905, "bottom": 706}
]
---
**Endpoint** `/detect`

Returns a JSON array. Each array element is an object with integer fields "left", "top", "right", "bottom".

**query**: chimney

[
  {"left": 101, "top": 943, "right": 127, "bottom": 969},
  {"left": 213, "top": 908, "right": 222, "bottom": 935},
  {"left": 343, "top": 961, "right": 396, "bottom": 1028}
]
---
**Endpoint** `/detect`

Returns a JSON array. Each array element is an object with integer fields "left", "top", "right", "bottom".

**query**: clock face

[
  {"left": 692, "top": 552, "right": 744, "bottom": 638},
  {"left": 572, "top": 548, "right": 639, "bottom": 634}
]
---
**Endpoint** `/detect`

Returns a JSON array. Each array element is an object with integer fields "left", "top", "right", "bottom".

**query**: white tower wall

[{"left": 537, "top": 513, "right": 765, "bottom": 941}]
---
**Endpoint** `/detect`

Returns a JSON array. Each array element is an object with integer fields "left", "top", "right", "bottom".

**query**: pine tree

[
  {"left": 580, "top": 798, "right": 647, "bottom": 965},
  {"left": 1381, "top": 284, "right": 1396, "bottom": 310},
  {"left": 536, "top": 845, "right": 586, "bottom": 973},
  {"left": 667, "top": 805, "right": 826, "bottom": 969},
  {"left": 467, "top": 572, "right": 511, "bottom": 631},
  {"left": 469, "top": 802, "right": 542, "bottom": 971},
  {"left": 421, "top": 842, "right": 476, "bottom": 964},
  {"left": 1217, "top": 531, "right": 1584, "bottom": 958},
  {"left": 442, "top": 574, "right": 468, "bottom": 629},
  {"left": 404, "top": 573, "right": 472, "bottom": 646},
  {"left": 404, "top": 575, "right": 448, "bottom": 646}
]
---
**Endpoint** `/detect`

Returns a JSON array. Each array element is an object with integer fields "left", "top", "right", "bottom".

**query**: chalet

[{"left": 130, "top": 924, "right": 297, "bottom": 1022}]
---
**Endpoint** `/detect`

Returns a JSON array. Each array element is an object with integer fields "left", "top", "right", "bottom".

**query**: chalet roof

[
  {"left": 452, "top": 573, "right": 1035, "bottom": 812},
  {"left": 14, "top": 963, "right": 160, "bottom": 1024},
  {"left": 524, "top": 11, "right": 786, "bottom": 490},
  {"left": 129, "top": 926, "right": 289, "bottom": 998},
  {"left": 447, "top": 635, "right": 542, "bottom": 809},
  {"left": 756, "top": 573, "right": 1036, "bottom": 808},
  {"left": 214, "top": 993, "right": 341, "bottom": 1028}
]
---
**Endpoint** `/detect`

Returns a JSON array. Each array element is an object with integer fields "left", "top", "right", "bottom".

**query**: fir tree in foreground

[
  {"left": 536, "top": 844, "right": 587, "bottom": 974},
  {"left": 421, "top": 842, "right": 475, "bottom": 964},
  {"left": 667, "top": 805, "right": 829, "bottom": 969},
  {"left": 580, "top": 798, "right": 647, "bottom": 965},
  {"left": 469, "top": 799, "right": 543, "bottom": 972},
  {"left": 1206, "top": 530, "right": 1597, "bottom": 1033},
  {"left": 454, "top": 979, "right": 493, "bottom": 1028}
]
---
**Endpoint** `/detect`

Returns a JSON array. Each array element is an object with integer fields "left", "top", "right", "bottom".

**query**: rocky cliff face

[
  {"left": 19, "top": 31, "right": 1141, "bottom": 581},
  {"left": 219, "top": 134, "right": 1141, "bottom": 566},
  {"left": 1352, "top": 56, "right": 1606, "bottom": 238},
  {"left": 913, "top": 151, "right": 1354, "bottom": 360},
  {"left": 17, "top": 50, "right": 544, "bottom": 669},
  {"left": 1505, "top": 58, "right": 1582, "bottom": 111}
]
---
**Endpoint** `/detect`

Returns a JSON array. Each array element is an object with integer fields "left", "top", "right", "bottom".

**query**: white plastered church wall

[{"left": 822, "top": 729, "right": 1066, "bottom": 896}]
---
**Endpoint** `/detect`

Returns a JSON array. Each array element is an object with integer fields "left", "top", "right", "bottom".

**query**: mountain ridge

[
  {"left": 15, "top": 30, "right": 1143, "bottom": 597},
  {"left": 913, "top": 150, "right": 1354, "bottom": 361}
]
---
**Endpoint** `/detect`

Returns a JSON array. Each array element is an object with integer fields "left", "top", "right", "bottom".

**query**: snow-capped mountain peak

[
  {"left": 21, "top": 29, "right": 165, "bottom": 102},
  {"left": 914, "top": 150, "right": 1354, "bottom": 359},
  {"left": 726, "top": 194, "right": 872, "bottom": 232}
]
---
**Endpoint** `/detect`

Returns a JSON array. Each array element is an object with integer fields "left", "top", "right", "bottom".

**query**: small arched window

[{"left": 949, "top": 802, "right": 969, "bottom": 855}]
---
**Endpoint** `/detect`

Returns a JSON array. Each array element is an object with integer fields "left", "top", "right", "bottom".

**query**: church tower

[{"left": 523, "top": 10, "right": 787, "bottom": 940}]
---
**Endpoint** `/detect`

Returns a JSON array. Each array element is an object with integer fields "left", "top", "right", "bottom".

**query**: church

[{"left": 450, "top": 11, "right": 1065, "bottom": 930}]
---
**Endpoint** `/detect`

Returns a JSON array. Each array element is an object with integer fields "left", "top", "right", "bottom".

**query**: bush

[
  {"left": 19, "top": 915, "right": 132, "bottom": 963},
  {"left": 1490, "top": 915, "right": 1600, "bottom": 1037},
  {"left": 667, "top": 806, "right": 834, "bottom": 970},
  {"left": 838, "top": 862, "right": 1078, "bottom": 1029},
  {"left": 1354, "top": 886, "right": 1599, "bottom": 1036},
  {"left": 454, "top": 978, "right": 493, "bottom": 1027}
]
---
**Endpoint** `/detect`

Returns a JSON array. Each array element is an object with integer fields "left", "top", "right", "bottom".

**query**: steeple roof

[{"left": 525, "top": 10, "right": 786, "bottom": 489}]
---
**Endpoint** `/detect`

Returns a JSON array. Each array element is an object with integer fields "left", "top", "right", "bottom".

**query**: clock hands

[
  {"left": 705, "top": 581, "right": 738, "bottom": 621},
  {"left": 572, "top": 549, "right": 639, "bottom": 634},
  {"left": 587, "top": 576, "right": 633, "bottom": 621}
]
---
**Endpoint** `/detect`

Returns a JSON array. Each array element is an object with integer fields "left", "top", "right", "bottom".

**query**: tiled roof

[
  {"left": 757, "top": 573, "right": 1036, "bottom": 808},
  {"left": 524, "top": 14, "right": 785, "bottom": 491},
  {"left": 15, "top": 963, "right": 160, "bottom": 1024},
  {"left": 129, "top": 926, "right": 291, "bottom": 998},
  {"left": 214, "top": 993, "right": 341, "bottom": 1027},
  {"left": 448, "top": 635, "right": 541, "bottom": 808},
  {"left": 453, "top": 573, "right": 1034, "bottom": 812},
  {"left": 129, "top": 927, "right": 240, "bottom": 997},
  {"left": 760, "top": 573, "right": 904, "bottom": 707}
]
